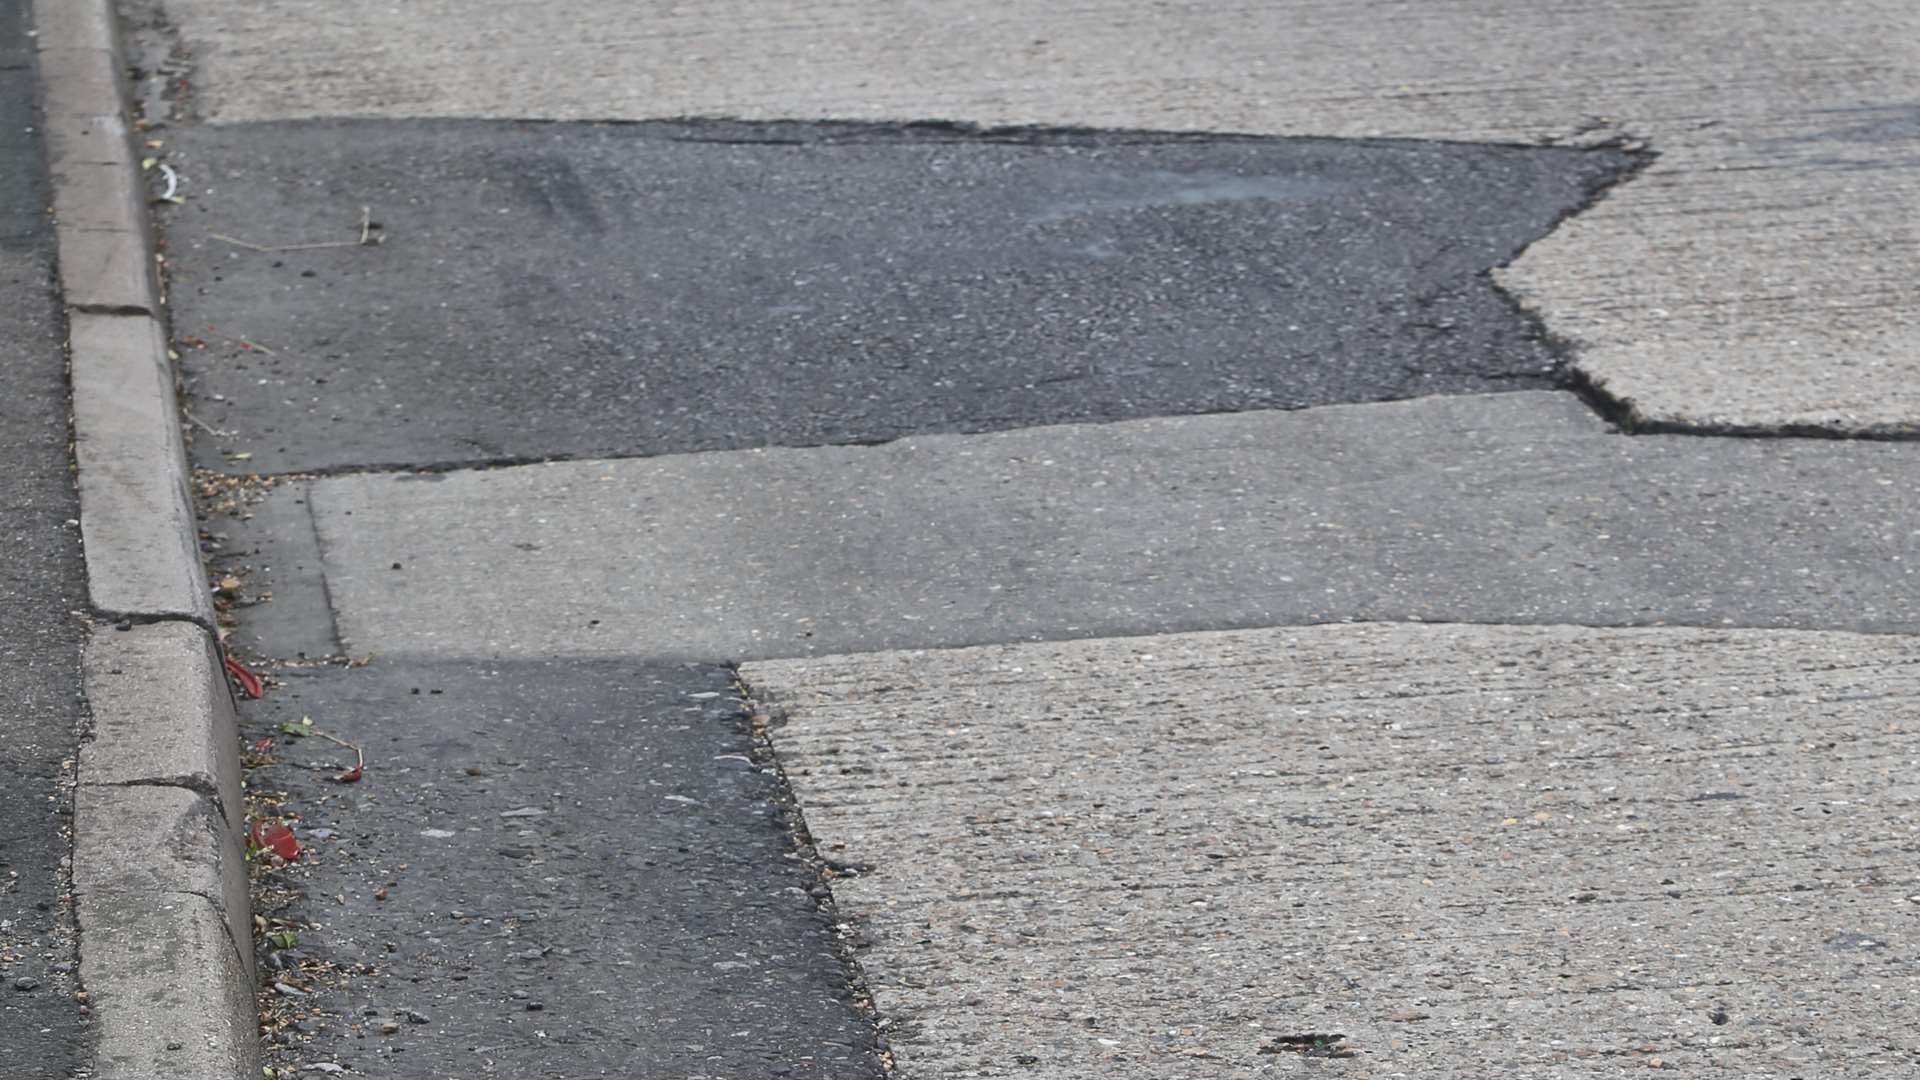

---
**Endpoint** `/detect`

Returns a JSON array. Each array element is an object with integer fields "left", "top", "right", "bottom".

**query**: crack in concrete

[{"left": 94, "top": 774, "right": 226, "bottom": 820}]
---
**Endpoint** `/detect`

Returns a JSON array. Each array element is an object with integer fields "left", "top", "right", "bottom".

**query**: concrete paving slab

[
  {"left": 156, "top": 120, "right": 1635, "bottom": 473},
  {"left": 237, "top": 658, "right": 881, "bottom": 1078},
  {"left": 741, "top": 622, "right": 1920, "bottom": 1078},
  {"left": 264, "top": 392, "right": 1920, "bottom": 663}
]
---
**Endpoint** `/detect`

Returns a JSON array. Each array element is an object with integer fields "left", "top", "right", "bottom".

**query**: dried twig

[
  {"left": 208, "top": 207, "right": 383, "bottom": 254},
  {"left": 181, "top": 408, "right": 232, "bottom": 438},
  {"left": 312, "top": 731, "right": 365, "bottom": 782},
  {"left": 206, "top": 232, "right": 271, "bottom": 252},
  {"left": 227, "top": 336, "right": 275, "bottom": 355}
]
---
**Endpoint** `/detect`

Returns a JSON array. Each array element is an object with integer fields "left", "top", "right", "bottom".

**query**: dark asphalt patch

[
  {"left": 159, "top": 120, "right": 1643, "bottom": 473},
  {"left": 242, "top": 658, "right": 882, "bottom": 1079},
  {"left": 0, "top": 1, "right": 91, "bottom": 1072}
]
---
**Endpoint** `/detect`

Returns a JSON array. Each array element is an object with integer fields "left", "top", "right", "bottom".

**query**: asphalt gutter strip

[{"left": 35, "top": 0, "right": 261, "bottom": 1075}]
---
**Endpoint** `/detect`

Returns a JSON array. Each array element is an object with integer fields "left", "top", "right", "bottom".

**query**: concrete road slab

[
  {"left": 158, "top": 120, "right": 1635, "bottom": 473},
  {"left": 741, "top": 622, "right": 1920, "bottom": 1078},
  {"left": 141, "top": 0, "right": 1920, "bottom": 433},
  {"left": 246, "top": 392, "right": 1920, "bottom": 663},
  {"left": 239, "top": 658, "right": 881, "bottom": 1078}
]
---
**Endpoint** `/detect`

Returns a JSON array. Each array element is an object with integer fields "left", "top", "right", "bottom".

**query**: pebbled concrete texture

[
  {"left": 742, "top": 622, "right": 1920, "bottom": 1078},
  {"left": 156, "top": 120, "right": 1636, "bottom": 473},
  {"left": 261, "top": 392, "right": 1920, "bottom": 664},
  {"left": 143, "top": 0, "right": 1920, "bottom": 434},
  {"left": 237, "top": 658, "right": 882, "bottom": 1079}
]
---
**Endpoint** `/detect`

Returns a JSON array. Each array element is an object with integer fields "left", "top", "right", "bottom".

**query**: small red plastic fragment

[
  {"left": 223, "top": 654, "right": 264, "bottom": 699},
  {"left": 249, "top": 821, "right": 300, "bottom": 861}
]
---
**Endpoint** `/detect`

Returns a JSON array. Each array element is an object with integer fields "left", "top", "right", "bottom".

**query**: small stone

[
  {"left": 510, "top": 989, "right": 530, "bottom": 1000},
  {"left": 12, "top": 977, "right": 40, "bottom": 991},
  {"left": 1385, "top": 1009, "right": 1430, "bottom": 1023},
  {"left": 1648, "top": 1057, "right": 1665, "bottom": 1069},
  {"left": 165, "top": 1042, "right": 182, "bottom": 1051},
  {"left": 404, "top": 1009, "right": 429, "bottom": 1024},
  {"left": 113, "top": 620, "right": 132, "bottom": 632},
  {"left": 526, "top": 1001, "right": 545, "bottom": 1012},
  {"left": 380, "top": 1022, "right": 400, "bottom": 1035}
]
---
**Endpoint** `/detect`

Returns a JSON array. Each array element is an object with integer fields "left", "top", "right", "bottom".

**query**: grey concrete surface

[
  {"left": 0, "top": 0, "right": 90, "bottom": 1068},
  {"left": 72, "top": 784, "right": 258, "bottom": 1080},
  {"left": 238, "top": 658, "right": 881, "bottom": 1078},
  {"left": 205, "top": 478, "right": 343, "bottom": 661},
  {"left": 81, "top": 621, "right": 248, "bottom": 853},
  {"left": 143, "top": 0, "right": 1920, "bottom": 434},
  {"left": 69, "top": 311, "right": 214, "bottom": 624},
  {"left": 742, "top": 622, "right": 1920, "bottom": 1078},
  {"left": 36, "top": 0, "right": 157, "bottom": 316},
  {"left": 260, "top": 392, "right": 1920, "bottom": 663},
  {"left": 157, "top": 120, "right": 1636, "bottom": 473}
]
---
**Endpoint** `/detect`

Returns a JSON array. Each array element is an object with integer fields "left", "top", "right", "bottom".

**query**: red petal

[
  {"left": 334, "top": 763, "right": 363, "bottom": 783},
  {"left": 223, "top": 654, "right": 264, "bottom": 699},
  {"left": 250, "top": 735, "right": 275, "bottom": 753}
]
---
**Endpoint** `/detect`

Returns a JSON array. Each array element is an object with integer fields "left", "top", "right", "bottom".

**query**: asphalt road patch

[
  {"left": 239, "top": 658, "right": 881, "bottom": 1079},
  {"left": 0, "top": 1, "right": 91, "bottom": 1070},
  {"left": 158, "top": 120, "right": 1642, "bottom": 473}
]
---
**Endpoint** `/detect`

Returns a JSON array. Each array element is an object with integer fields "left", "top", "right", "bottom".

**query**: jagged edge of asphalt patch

[{"left": 732, "top": 666, "right": 899, "bottom": 1075}]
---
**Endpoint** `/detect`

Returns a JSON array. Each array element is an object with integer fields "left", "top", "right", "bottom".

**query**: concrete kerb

[{"left": 35, "top": 0, "right": 260, "bottom": 1076}]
